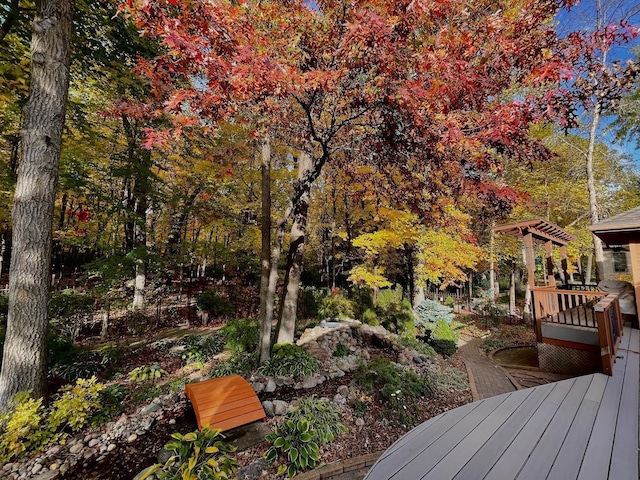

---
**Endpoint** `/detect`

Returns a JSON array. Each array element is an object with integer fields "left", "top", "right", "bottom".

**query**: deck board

[
  {"left": 451, "top": 383, "right": 555, "bottom": 480},
  {"left": 484, "top": 379, "right": 575, "bottom": 480},
  {"left": 365, "top": 325, "right": 639, "bottom": 480}
]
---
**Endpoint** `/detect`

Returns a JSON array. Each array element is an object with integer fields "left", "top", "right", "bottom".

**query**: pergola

[{"left": 494, "top": 219, "right": 575, "bottom": 288}]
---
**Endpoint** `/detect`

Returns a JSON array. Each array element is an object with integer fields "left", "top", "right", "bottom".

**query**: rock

[
  {"left": 107, "top": 443, "right": 117, "bottom": 452},
  {"left": 69, "top": 443, "right": 83, "bottom": 455},
  {"left": 236, "top": 458, "right": 269, "bottom": 480},
  {"left": 46, "top": 445, "right": 62, "bottom": 456},
  {"left": 88, "top": 438, "right": 100, "bottom": 448},
  {"left": 168, "top": 419, "right": 176, "bottom": 425},
  {"left": 337, "top": 385, "right": 350, "bottom": 397},
  {"left": 157, "top": 448, "right": 173, "bottom": 464},
  {"left": 83, "top": 448, "right": 97, "bottom": 459},
  {"left": 265, "top": 379, "right": 277, "bottom": 393},
  {"left": 262, "top": 400, "right": 275, "bottom": 417},
  {"left": 355, "top": 418, "right": 365, "bottom": 427},
  {"left": 33, "top": 471, "right": 60, "bottom": 480},
  {"left": 251, "top": 381, "right": 265, "bottom": 393},
  {"left": 49, "top": 464, "right": 60, "bottom": 471},
  {"left": 127, "top": 433, "right": 138, "bottom": 443},
  {"left": 31, "top": 463, "right": 43, "bottom": 475},
  {"left": 301, "top": 376, "right": 318, "bottom": 389},
  {"left": 141, "top": 403, "right": 162, "bottom": 415},
  {"left": 273, "top": 400, "right": 288, "bottom": 415},
  {"left": 333, "top": 393, "right": 347, "bottom": 406}
]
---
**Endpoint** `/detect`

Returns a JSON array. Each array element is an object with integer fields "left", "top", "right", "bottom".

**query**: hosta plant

[
  {"left": 128, "top": 364, "right": 167, "bottom": 383},
  {"left": 140, "top": 427, "right": 237, "bottom": 480},
  {"left": 257, "top": 344, "right": 319, "bottom": 379},
  {"left": 265, "top": 417, "right": 321, "bottom": 478}
]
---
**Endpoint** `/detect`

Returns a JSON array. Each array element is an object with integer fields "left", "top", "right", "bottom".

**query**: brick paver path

[{"left": 458, "top": 337, "right": 517, "bottom": 400}]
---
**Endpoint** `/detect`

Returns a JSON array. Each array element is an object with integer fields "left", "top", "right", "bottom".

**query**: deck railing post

[{"left": 595, "top": 298, "right": 614, "bottom": 376}]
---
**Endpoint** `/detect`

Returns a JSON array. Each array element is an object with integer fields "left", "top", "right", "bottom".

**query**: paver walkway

[{"left": 458, "top": 337, "right": 518, "bottom": 400}]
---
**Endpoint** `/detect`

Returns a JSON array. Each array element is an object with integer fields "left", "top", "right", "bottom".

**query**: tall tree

[
  {"left": 126, "top": 0, "right": 579, "bottom": 347},
  {"left": 0, "top": 0, "right": 72, "bottom": 410},
  {"left": 563, "top": 0, "right": 640, "bottom": 281}
]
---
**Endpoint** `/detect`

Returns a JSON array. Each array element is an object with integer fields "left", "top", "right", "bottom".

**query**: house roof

[
  {"left": 590, "top": 206, "right": 640, "bottom": 233},
  {"left": 494, "top": 219, "right": 574, "bottom": 246},
  {"left": 589, "top": 206, "right": 640, "bottom": 245}
]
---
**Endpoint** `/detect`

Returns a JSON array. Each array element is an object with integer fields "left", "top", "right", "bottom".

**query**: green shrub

[
  {"left": 210, "top": 352, "right": 258, "bottom": 378},
  {"left": 333, "top": 343, "right": 350, "bottom": 357},
  {"left": 140, "top": 428, "right": 237, "bottom": 480},
  {"left": 258, "top": 344, "right": 319, "bottom": 378},
  {"left": 265, "top": 397, "right": 345, "bottom": 478},
  {"left": 47, "top": 331, "right": 82, "bottom": 370},
  {"left": 196, "top": 290, "right": 233, "bottom": 317},
  {"left": 52, "top": 360, "right": 104, "bottom": 382},
  {"left": 0, "top": 378, "right": 105, "bottom": 462},
  {"left": 128, "top": 364, "right": 167, "bottom": 383},
  {"left": 376, "top": 298, "right": 414, "bottom": 336},
  {"left": 361, "top": 308, "right": 379, "bottom": 326},
  {"left": 444, "top": 296, "right": 455, "bottom": 308},
  {"left": 92, "top": 384, "right": 129, "bottom": 425},
  {"left": 220, "top": 318, "right": 259, "bottom": 352},
  {"left": 349, "top": 287, "right": 374, "bottom": 319},
  {"left": 299, "top": 287, "right": 323, "bottom": 319},
  {"left": 318, "top": 293, "right": 354, "bottom": 320},
  {"left": 355, "top": 357, "right": 433, "bottom": 426},
  {"left": 397, "top": 336, "right": 436, "bottom": 357},
  {"left": 355, "top": 357, "right": 433, "bottom": 401},
  {"left": 413, "top": 299, "right": 455, "bottom": 329},
  {"left": 99, "top": 344, "right": 127, "bottom": 365},
  {"left": 181, "top": 334, "right": 225, "bottom": 364},
  {"left": 428, "top": 319, "right": 458, "bottom": 357},
  {"left": 48, "top": 290, "right": 94, "bottom": 320}
]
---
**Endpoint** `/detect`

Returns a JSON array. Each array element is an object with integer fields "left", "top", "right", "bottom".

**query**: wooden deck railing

[
  {"left": 531, "top": 286, "right": 623, "bottom": 376},
  {"left": 594, "top": 293, "right": 623, "bottom": 376},
  {"left": 531, "top": 286, "right": 606, "bottom": 332}
]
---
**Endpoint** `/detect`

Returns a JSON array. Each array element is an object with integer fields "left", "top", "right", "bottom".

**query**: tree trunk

[
  {"left": 586, "top": 102, "right": 605, "bottom": 282},
  {"left": 489, "top": 220, "right": 496, "bottom": 300},
  {"left": 0, "top": 0, "right": 72, "bottom": 411},
  {"left": 277, "top": 153, "right": 312, "bottom": 344},
  {"left": 586, "top": 253, "right": 593, "bottom": 284},
  {"left": 258, "top": 136, "right": 272, "bottom": 362},
  {"left": 509, "top": 262, "right": 516, "bottom": 316}
]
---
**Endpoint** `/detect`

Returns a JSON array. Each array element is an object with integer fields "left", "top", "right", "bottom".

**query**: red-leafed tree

[{"left": 124, "top": 0, "right": 577, "bottom": 352}]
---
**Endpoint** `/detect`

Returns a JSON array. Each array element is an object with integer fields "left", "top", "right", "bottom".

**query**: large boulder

[{"left": 597, "top": 279, "right": 637, "bottom": 316}]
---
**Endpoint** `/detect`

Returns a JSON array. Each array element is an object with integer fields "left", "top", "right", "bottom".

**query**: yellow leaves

[
  {"left": 416, "top": 229, "right": 483, "bottom": 286},
  {"left": 347, "top": 265, "right": 392, "bottom": 289}
]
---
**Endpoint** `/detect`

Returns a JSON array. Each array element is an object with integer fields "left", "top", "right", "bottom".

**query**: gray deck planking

[
  {"left": 421, "top": 389, "right": 537, "bottom": 480},
  {"left": 609, "top": 327, "right": 639, "bottom": 480},
  {"left": 484, "top": 379, "right": 575, "bottom": 480},
  {"left": 449, "top": 382, "right": 555, "bottom": 480},
  {"left": 546, "top": 375, "right": 607, "bottom": 479},
  {"left": 515, "top": 375, "right": 595, "bottom": 480},
  {"left": 364, "top": 325, "right": 640, "bottom": 480},
  {"left": 387, "top": 394, "right": 510, "bottom": 479}
]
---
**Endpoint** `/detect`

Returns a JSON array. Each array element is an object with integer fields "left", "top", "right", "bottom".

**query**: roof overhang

[{"left": 494, "top": 219, "right": 574, "bottom": 246}]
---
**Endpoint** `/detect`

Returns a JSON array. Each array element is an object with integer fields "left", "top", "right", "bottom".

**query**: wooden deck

[
  {"left": 365, "top": 325, "right": 639, "bottom": 480},
  {"left": 184, "top": 375, "right": 266, "bottom": 432}
]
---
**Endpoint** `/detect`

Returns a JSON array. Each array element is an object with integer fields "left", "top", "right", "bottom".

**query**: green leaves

[
  {"left": 264, "top": 398, "right": 346, "bottom": 477},
  {"left": 128, "top": 364, "right": 168, "bottom": 383}
]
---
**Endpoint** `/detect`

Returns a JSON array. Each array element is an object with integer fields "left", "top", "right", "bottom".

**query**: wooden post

[
  {"left": 628, "top": 241, "right": 640, "bottom": 321},
  {"left": 523, "top": 232, "right": 535, "bottom": 322},
  {"left": 560, "top": 245, "right": 569, "bottom": 286},
  {"left": 594, "top": 296, "right": 614, "bottom": 376},
  {"left": 545, "top": 241, "right": 556, "bottom": 287}
]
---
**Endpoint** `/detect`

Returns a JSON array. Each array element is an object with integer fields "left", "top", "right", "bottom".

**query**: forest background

[{"left": 0, "top": 0, "right": 640, "bottom": 411}]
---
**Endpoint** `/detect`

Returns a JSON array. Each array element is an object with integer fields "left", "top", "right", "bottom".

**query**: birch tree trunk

[
  {"left": 0, "top": 0, "right": 72, "bottom": 411},
  {"left": 277, "top": 153, "right": 312, "bottom": 345},
  {"left": 586, "top": 102, "right": 605, "bottom": 282},
  {"left": 258, "top": 136, "right": 272, "bottom": 362}
]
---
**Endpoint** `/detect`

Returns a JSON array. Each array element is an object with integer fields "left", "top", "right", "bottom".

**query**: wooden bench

[{"left": 185, "top": 374, "right": 266, "bottom": 432}]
